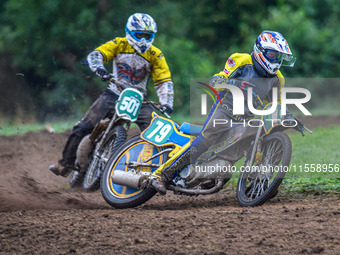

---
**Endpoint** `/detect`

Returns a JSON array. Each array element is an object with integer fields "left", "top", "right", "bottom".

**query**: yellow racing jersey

[
  {"left": 210, "top": 53, "right": 287, "bottom": 118},
  {"left": 88, "top": 37, "right": 173, "bottom": 107},
  {"left": 96, "top": 37, "right": 171, "bottom": 89}
]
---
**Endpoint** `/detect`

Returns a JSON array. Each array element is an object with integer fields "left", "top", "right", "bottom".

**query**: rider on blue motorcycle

[
  {"left": 151, "top": 31, "right": 298, "bottom": 195},
  {"left": 49, "top": 13, "right": 174, "bottom": 177}
]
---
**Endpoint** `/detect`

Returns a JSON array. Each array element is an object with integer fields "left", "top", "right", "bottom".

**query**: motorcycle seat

[{"left": 178, "top": 122, "right": 203, "bottom": 135}]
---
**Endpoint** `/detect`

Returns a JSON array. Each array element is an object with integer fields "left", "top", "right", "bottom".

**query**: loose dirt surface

[{"left": 1, "top": 115, "right": 340, "bottom": 254}]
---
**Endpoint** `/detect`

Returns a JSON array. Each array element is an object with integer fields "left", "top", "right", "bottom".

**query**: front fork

[
  {"left": 92, "top": 113, "right": 118, "bottom": 165},
  {"left": 244, "top": 127, "right": 275, "bottom": 187},
  {"left": 246, "top": 126, "right": 263, "bottom": 167}
]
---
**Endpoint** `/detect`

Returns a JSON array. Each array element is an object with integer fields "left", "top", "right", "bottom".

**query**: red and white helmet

[{"left": 253, "top": 31, "right": 296, "bottom": 75}]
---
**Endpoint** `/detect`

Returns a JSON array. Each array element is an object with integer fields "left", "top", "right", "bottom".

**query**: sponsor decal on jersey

[
  {"left": 158, "top": 53, "right": 164, "bottom": 60},
  {"left": 227, "top": 57, "right": 235, "bottom": 67},
  {"left": 223, "top": 68, "right": 230, "bottom": 74}
]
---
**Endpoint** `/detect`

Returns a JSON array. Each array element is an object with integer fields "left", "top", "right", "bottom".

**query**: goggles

[
  {"left": 264, "top": 49, "right": 296, "bottom": 67},
  {"left": 126, "top": 28, "right": 155, "bottom": 42}
]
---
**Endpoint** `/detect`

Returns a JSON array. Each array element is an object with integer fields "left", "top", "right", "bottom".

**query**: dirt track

[{"left": 0, "top": 115, "right": 340, "bottom": 254}]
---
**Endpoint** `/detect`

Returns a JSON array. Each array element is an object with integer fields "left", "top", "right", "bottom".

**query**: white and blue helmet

[
  {"left": 253, "top": 31, "right": 296, "bottom": 74},
  {"left": 125, "top": 13, "right": 157, "bottom": 54}
]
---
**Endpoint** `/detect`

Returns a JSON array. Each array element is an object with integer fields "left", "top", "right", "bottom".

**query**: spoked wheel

[
  {"left": 83, "top": 125, "right": 127, "bottom": 192},
  {"left": 237, "top": 132, "right": 292, "bottom": 207},
  {"left": 69, "top": 170, "right": 84, "bottom": 187},
  {"left": 101, "top": 136, "right": 168, "bottom": 209}
]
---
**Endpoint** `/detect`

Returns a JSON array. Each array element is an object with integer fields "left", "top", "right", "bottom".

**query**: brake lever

[
  {"left": 304, "top": 126, "right": 313, "bottom": 134},
  {"left": 161, "top": 110, "right": 171, "bottom": 119},
  {"left": 151, "top": 102, "right": 171, "bottom": 119},
  {"left": 144, "top": 96, "right": 171, "bottom": 119},
  {"left": 294, "top": 118, "right": 312, "bottom": 136},
  {"left": 300, "top": 125, "right": 312, "bottom": 136}
]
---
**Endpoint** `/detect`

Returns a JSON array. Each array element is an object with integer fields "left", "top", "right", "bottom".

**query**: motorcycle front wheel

[
  {"left": 237, "top": 132, "right": 292, "bottom": 207},
  {"left": 69, "top": 170, "right": 83, "bottom": 187},
  {"left": 101, "top": 136, "right": 168, "bottom": 209},
  {"left": 83, "top": 125, "right": 127, "bottom": 192}
]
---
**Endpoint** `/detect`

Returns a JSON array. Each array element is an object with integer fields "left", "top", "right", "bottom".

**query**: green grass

[
  {"left": 281, "top": 177, "right": 340, "bottom": 194},
  {"left": 281, "top": 125, "right": 340, "bottom": 193},
  {"left": 0, "top": 120, "right": 76, "bottom": 136},
  {"left": 289, "top": 125, "right": 340, "bottom": 163}
]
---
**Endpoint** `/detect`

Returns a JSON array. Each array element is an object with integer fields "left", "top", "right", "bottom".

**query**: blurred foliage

[{"left": 0, "top": 0, "right": 340, "bottom": 122}]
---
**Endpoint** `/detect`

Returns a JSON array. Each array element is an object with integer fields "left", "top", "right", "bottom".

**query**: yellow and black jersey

[
  {"left": 88, "top": 37, "right": 173, "bottom": 107},
  {"left": 210, "top": 53, "right": 286, "bottom": 118}
]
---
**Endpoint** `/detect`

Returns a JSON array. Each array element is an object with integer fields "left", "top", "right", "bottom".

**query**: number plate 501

[{"left": 116, "top": 88, "right": 144, "bottom": 122}]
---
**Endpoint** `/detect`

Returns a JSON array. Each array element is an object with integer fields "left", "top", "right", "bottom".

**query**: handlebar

[
  {"left": 108, "top": 74, "right": 171, "bottom": 119},
  {"left": 144, "top": 99, "right": 171, "bottom": 119}
]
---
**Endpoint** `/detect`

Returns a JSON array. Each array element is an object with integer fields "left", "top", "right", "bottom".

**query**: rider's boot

[
  {"left": 150, "top": 177, "right": 167, "bottom": 195},
  {"left": 49, "top": 162, "right": 74, "bottom": 177},
  {"left": 150, "top": 135, "right": 211, "bottom": 195}
]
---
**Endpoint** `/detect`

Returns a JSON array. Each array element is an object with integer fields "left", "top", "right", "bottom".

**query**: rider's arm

[
  {"left": 150, "top": 47, "right": 174, "bottom": 108},
  {"left": 154, "top": 81, "right": 174, "bottom": 109},
  {"left": 87, "top": 37, "right": 124, "bottom": 72},
  {"left": 209, "top": 53, "right": 253, "bottom": 90},
  {"left": 87, "top": 51, "right": 105, "bottom": 72},
  {"left": 214, "top": 53, "right": 253, "bottom": 79},
  {"left": 264, "top": 72, "right": 293, "bottom": 117}
]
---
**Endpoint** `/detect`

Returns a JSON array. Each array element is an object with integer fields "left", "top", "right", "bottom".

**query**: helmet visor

[
  {"left": 264, "top": 49, "right": 296, "bottom": 67},
  {"left": 281, "top": 54, "right": 296, "bottom": 67},
  {"left": 126, "top": 28, "right": 155, "bottom": 42}
]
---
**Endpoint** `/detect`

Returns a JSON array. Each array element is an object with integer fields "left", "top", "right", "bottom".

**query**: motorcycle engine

[{"left": 173, "top": 159, "right": 233, "bottom": 189}]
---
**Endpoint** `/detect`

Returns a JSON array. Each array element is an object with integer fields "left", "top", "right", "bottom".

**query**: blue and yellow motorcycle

[{"left": 100, "top": 101, "right": 311, "bottom": 208}]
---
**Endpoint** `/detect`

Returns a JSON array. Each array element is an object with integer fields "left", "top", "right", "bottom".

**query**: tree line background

[{"left": 0, "top": 0, "right": 339, "bottom": 123}]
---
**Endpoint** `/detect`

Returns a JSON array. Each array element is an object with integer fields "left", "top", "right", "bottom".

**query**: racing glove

[
  {"left": 95, "top": 67, "right": 111, "bottom": 81},
  {"left": 161, "top": 104, "right": 173, "bottom": 115}
]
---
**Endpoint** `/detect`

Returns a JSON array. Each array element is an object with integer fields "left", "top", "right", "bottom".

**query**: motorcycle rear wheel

[
  {"left": 237, "top": 132, "right": 292, "bottom": 207},
  {"left": 101, "top": 136, "right": 168, "bottom": 209},
  {"left": 83, "top": 125, "right": 127, "bottom": 192}
]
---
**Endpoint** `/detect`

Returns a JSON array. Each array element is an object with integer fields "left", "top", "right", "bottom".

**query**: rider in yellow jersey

[
  {"left": 151, "top": 31, "right": 298, "bottom": 195},
  {"left": 90, "top": 36, "right": 172, "bottom": 98},
  {"left": 49, "top": 13, "right": 174, "bottom": 177}
]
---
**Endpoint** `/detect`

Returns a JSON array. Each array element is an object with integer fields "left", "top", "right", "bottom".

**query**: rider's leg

[
  {"left": 136, "top": 103, "right": 154, "bottom": 131},
  {"left": 151, "top": 91, "right": 234, "bottom": 194},
  {"left": 49, "top": 89, "right": 118, "bottom": 176},
  {"left": 150, "top": 134, "right": 210, "bottom": 194}
]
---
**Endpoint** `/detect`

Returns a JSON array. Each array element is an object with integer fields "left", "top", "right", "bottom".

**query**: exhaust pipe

[{"left": 111, "top": 171, "right": 147, "bottom": 189}]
